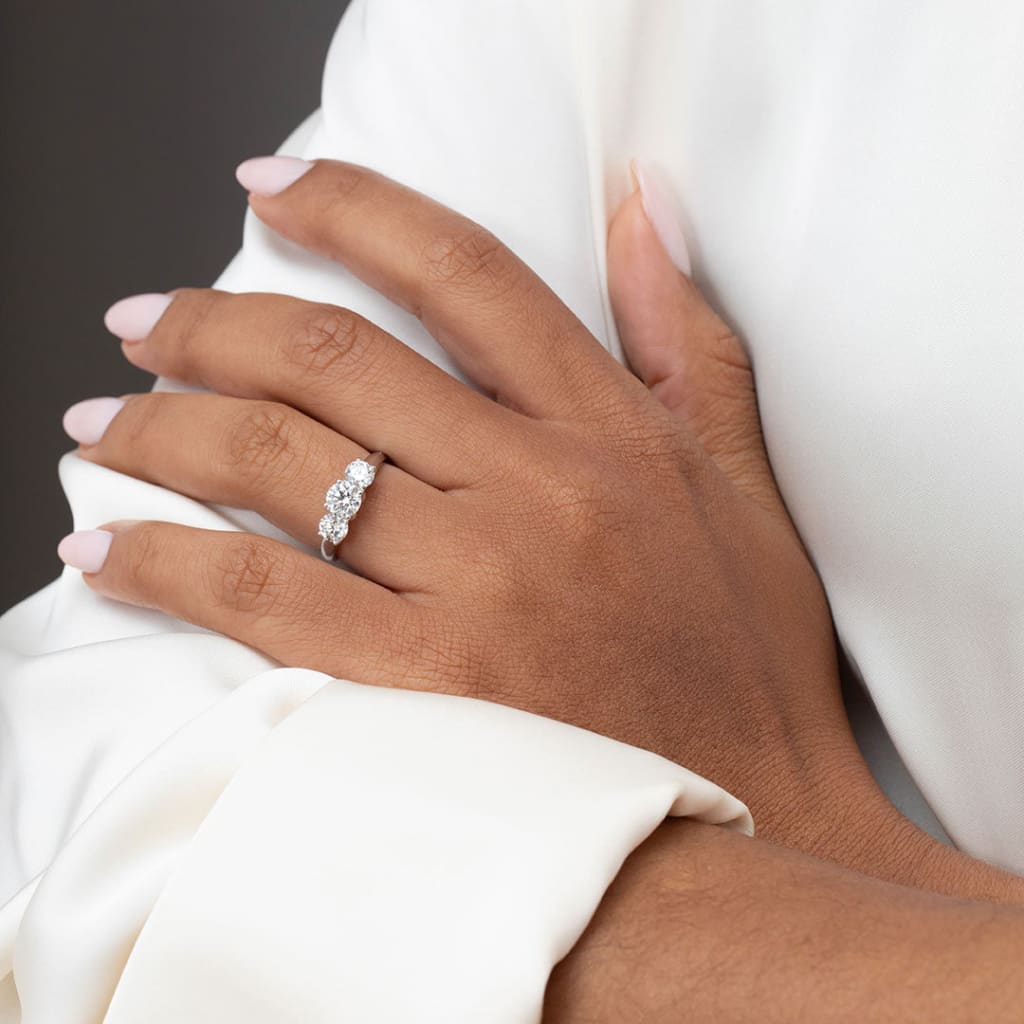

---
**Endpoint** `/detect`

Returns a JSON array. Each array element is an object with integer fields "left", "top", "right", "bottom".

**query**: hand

[{"left": 61, "top": 157, "right": 865, "bottom": 850}]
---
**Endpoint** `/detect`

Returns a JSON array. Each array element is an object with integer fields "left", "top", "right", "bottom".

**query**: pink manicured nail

[
  {"left": 58, "top": 530, "right": 113, "bottom": 573},
  {"left": 63, "top": 397, "right": 125, "bottom": 445},
  {"left": 104, "top": 293, "right": 172, "bottom": 341},
  {"left": 235, "top": 155, "right": 314, "bottom": 196},
  {"left": 631, "top": 160, "right": 692, "bottom": 276}
]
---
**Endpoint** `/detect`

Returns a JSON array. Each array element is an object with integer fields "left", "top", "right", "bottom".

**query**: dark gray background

[{"left": 0, "top": 0, "right": 349, "bottom": 610}]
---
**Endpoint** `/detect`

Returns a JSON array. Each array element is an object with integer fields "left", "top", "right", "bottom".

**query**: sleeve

[{"left": 0, "top": 1, "right": 752, "bottom": 1020}]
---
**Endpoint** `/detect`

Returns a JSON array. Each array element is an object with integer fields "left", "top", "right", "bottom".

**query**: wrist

[
  {"left": 707, "top": 712, "right": 874, "bottom": 857},
  {"left": 752, "top": 739, "right": 1024, "bottom": 905},
  {"left": 847, "top": 805, "right": 1024, "bottom": 906}
]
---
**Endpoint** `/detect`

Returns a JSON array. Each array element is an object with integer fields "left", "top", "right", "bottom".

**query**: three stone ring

[{"left": 318, "top": 451, "right": 386, "bottom": 561}]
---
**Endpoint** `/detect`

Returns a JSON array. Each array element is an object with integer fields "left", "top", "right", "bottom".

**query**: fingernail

[
  {"left": 63, "top": 397, "right": 125, "bottom": 445},
  {"left": 631, "top": 159, "right": 692, "bottom": 276},
  {"left": 104, "top": 293, "right": 172, "bottom": 341},
  {"left": 58, "top": 530, "right": 113, "bottom": 573},
  {"left": 235, "top": 155, "right": 314, "bottom": 196}
]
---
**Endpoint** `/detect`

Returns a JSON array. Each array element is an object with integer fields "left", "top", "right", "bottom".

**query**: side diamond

[
  {"left": 345, "top": 459, "right": 376, "bottom": 488},
  {"left": 318, "top": 514, "right": 349, "bottom": 544}
]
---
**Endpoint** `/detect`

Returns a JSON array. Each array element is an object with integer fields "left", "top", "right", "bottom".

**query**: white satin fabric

[{"left": 2, "top": 0, "right": 1023, "bottom": 1017}]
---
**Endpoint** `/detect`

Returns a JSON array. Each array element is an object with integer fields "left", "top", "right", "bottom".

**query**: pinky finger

[{"left": 57, "top": 522, "right": 415, "bottom": 685}]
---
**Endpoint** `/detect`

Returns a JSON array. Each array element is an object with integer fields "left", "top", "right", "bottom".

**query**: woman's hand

[{"left": 60, "top": 157, "right": 866, "bottom": 855}]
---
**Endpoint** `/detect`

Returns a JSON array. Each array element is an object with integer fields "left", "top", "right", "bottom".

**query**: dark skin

[
  {"left": 59, "top": 159, "right": 1024, "bottom": 1014},
  {"left": 545, "top": 820, "right": 1024, "bottom": 1023}
]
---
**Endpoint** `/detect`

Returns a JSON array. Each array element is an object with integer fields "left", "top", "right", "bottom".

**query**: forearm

[{"left": 545, "top": 818, "right": 1024, "bottom": 1022}]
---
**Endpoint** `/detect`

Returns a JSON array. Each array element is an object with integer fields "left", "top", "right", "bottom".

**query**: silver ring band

[{"left": 318, "top": 451, "right": 386, "bottom": 561}]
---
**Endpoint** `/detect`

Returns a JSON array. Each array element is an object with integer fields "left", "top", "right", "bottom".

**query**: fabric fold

[
  {"left": 98, "top": 682, "right": 748, "bottom": 1022},
  {"left": 0, "top": 672, "right": 749, "bottom": 1023}
]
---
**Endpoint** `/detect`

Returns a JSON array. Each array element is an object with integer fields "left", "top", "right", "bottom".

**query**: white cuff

[{"left": 1, "top": 668, "right": 749, "bottom": 1023}]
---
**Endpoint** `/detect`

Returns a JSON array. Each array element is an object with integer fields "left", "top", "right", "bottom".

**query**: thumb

[{"left": 608, "top": 161, "right": 776, "bottom": 507}]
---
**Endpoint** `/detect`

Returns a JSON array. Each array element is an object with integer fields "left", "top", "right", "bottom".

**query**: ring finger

[{"left": 64, "top": 391, "right": 455, "bottom": 593}]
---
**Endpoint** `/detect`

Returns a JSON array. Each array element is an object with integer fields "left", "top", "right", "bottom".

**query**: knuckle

[
  {"left": 690, "top": 327, "right": 756, "bottom": 405},
  {"left": 585, "top": 382, "right": 702, "bottom": 475},
  {"left": 689, "top": 329, "right": 764, "bottom": 458},
  {"left": 120, "top": 522, "right": 163, "bottom": 591},
  {"left": 421, "top": 223, "right": 513, "bottom": 294},
  {"left": 547, "top": 467, "right": 618, "bottom": 544},
  {"left": 700, "top": 335, "right": 756, "bottom": 409},
  {"left": 303, "top": 164, "right": 369, "bottom": 244},
  {"left": 286, "top": 305, "right": 376, "bottom": 381},
  {"left": 319, "top": 160, "right": 368, "bottom": 204},
  {"left": 209, "top": 536, "right": 288, "bottom": 616},
  {"left": 225, "top": 401, "right": 301, "bottom": 487},
  {"left": 705, "top": 326, "right": 752, "bottom": 375},
  {"left": 614, "top": 404, "right": 693, "bottom": 468},
  {"left": 520, "top": 448, "right": 620, "bottom": 546},
  {"left": 116, "top": 393, "right": 167, "bottom": 452},
  {"left": 168, "top": 288, "right": 220, "bottom": 377}
]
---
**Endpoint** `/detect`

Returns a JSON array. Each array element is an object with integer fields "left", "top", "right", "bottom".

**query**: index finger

[{"left": 236, "top": 156, "right": 637, "bottom": 422}]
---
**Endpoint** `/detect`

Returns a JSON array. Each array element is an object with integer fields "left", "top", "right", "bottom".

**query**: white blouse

[{"left": 1, "top": 0, "right": 1021, "bottom": 1019}]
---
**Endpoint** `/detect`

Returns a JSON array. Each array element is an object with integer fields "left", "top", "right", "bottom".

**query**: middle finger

[
  {"left": 108, "top": 288, "right": 519, "bottom": 491},
  {"left": 242, "top": 159, "right": 638, "bottom": 423}
]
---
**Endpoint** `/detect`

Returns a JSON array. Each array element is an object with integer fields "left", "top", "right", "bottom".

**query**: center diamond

[{"left": 325, "top": 479, "right": 363, "bottom": 518}]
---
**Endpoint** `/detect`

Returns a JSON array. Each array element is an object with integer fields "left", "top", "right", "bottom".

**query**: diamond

[
  {"left": 345, "top": 459, "right": 376, "bottom": 488},
  {"left": 318, "top": 514, "right": 349, "bottom": 544},
  {"left": 325, "top": 479, "right": 363, "bottom": 517}
]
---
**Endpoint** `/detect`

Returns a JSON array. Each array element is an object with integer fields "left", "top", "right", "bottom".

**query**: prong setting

[{"left": 318, "top": 455, "right": 384, "bottom": 559}]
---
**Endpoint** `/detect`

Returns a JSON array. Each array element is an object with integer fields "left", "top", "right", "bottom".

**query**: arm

[
  {"left": 546, "top": 819, "right": 1024, "bottom": 1022},
  {"left": 75, "top": 159, "right": 1024, "bottom": 914}
]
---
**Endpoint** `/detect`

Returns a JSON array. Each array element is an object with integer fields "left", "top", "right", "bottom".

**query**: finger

[
  {"left": 235, "top": 156, "right": 637, "bottom": 423},
  {"left": 607, "top": 164, "right": 778, "bottom": 507},
  {"left": 106, "top": 288, "right": 516, "bottom": 491},
  {"left": 57, "top": 521, "right": 426, "bottom": 689},
  {"left": 65, "top": 392, "right": 453, "bottom": 593}
]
